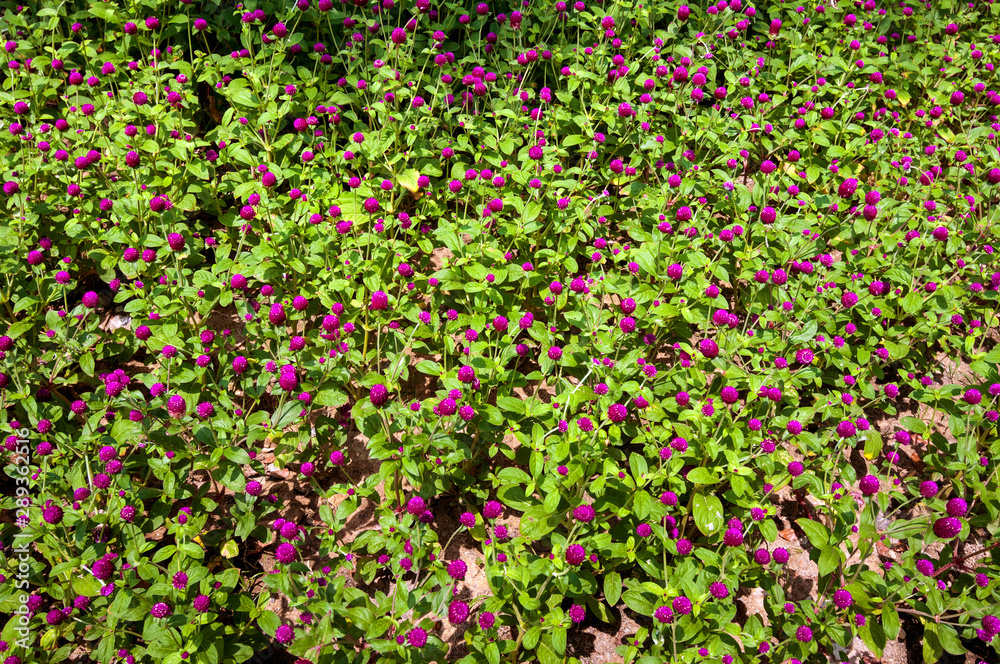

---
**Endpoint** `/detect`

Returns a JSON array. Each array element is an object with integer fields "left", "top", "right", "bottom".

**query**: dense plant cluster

[{"left": 1, "top": 0, "right": 1000, "bottom": 662}]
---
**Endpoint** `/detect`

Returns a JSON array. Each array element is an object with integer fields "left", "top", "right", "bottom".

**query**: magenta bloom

[
  {"left": 607, "top": 403, "right": 627, "bottom": 423},
  {"left": 933, "top": 517, "right": 961, "bottom": 539}
]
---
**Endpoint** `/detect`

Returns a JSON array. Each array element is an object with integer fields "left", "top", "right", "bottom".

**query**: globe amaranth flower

[
  {"left": 946, "top": 498, "right": 968, "bottom": 517},
  {"left": 709, "top": 582, "right": 729, "bottom": 599},
  {"left": 933, "top": 517, "right": 961, "bottom": 539},
  {"left": 832, "top": 589, "right": 853, "bottom": 609},
  {"left": 447, "top": 560, "right": 467, "bottom": 580},
  {"left": 448, "top": 601, "right": 469, "bottom": 624},
  {"left": 478, "top": 611, "right": 496, "bottom": 630},
  {"left": 671, "top": 595, "right": 692, "bottom": 615},
  {"left": 275, "top": 542, "right": 297, "bottom": 564},
  {"left": 275, "top": 624, "right": 295, "bottom": 644},
  {"left": 370, "top": 384, "right": 389, "bottom": 406},
  {"left": 150, "top": 602, "right": 172, "bottom": 618},
  {"left": 859, "top": 475, "right": 879, "bottom": 496},
  {"left": 654, "top": 605, "right": 674, "bottom": 623},
  {"left": 569, "top": 604, "right": 586, "bottom": 623},
  {"left": 607, "top": 403, "right": 627, "bottom": 423},
  {"left": 573, "top": 504, "right": 596, "bottom": 522},
  {"left": 370, "top": 290, "right": 389, "bottom": 310},
  {"left": 406, "top": 496, "right": 426, "bottom": 515},
  {"left": 566, "top": 544, "right": 586, "bottom": 565},
  {"left": 408, "top": 627, "right": 428, "bottom": 648},
  {"left": 42, "top": 503, "right": 64, "bottom": 525},
  {"left": 483, "top": 500, "right": 503, "bottom": 519},
  {"left": 795, "top": 625, "right": 813, "bottom": 642}
]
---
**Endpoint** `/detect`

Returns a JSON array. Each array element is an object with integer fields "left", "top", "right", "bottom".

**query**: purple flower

[
  {"left": 447, "top": 560, "right": 467, "bottom": 580},
  {"left": 946, "top": 498, "right": 968, "bottom": 517},
  {"left": 275, "top": 542, "right": 297, "bottom": 564},
  {"left": 483, "top": 500, "right": 503, "bottom": 519},
  {"left": 859, "top": 475, "right": 879, "bottom": 496},
  {"left": 565, "top": 544, "right": 586, "bottom": 565},
  {"left": 408, "top": 627, "right": 428, "bottom": 648},
  {"left": 709, "top": 582, "right": 729, "bottom": 599},
  {"left": 833, "top": 589, "right": 853, "bottom": 609},
  {"left": 448, "top": 601, "right": 469, "bottom": 624},
  {"left": 275, "top": 624, "right": 294, "bottom": 644},
  {"left": 150, "top": 602, "right": 171, "bottom": 619},
  {"left": 933, "top": 517, "right": 961, "bottom": 539},
  {"left": 370, "top": 384, "right": 389, "bottom": 406},
  {"left": 607, "top": 403, "right": 627, "bottom": 423}
]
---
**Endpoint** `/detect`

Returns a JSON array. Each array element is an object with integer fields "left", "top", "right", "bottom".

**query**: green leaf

[
  {"left": 484, "top": 643, "right": 500, "bottom": 664},
  {"left": 537, "top": 636, "right": 559, "bottom": 664},
  {"left": 258, "top": 610, "right": 281, "bottom": 636},
  {"left": 818, "top": 546, "right": 840, "bottom": 576},
  {"left": 497, "top": 396, "right": 525, "bottom": 415},
  {"left": 686, "top": 468, "right": 720, "bottom": 485},
  {"left": 788, "top": 319, "right": 818, "bottom": 344},
  {"left": 522, "top": 626, "right": 541, "bottom": 650},
  {"left": 551, "top": 627, "right": 567, "bottom": 656},
  {"left": 79, "top": 352, "right": 95, "bottom": 376},
  {"left": 935, "top": 624, "right": 964, "bottom": 656},
  {"left": 882, "top": 604, "right": 900, "bottom": 640},
  {"left": 634, "top": 490, "right": 652, "bottom": 521},
  {"left": 397, "top": 168, "right": 421, "bottom": 193},
  {"left": 795, "top": 518, "right": 830, "bottom": 547},
  {"left": 922, "top": 622, "right": 943, "bottom": 664},
  {"left": 223, "top": 448, "right": 252, "bottom": 465},
  {"left": 860, "top": 621, "right": 886, "bottom": 658},
  {"left": 629, "top": 452, "right": 648, "bottom": 477},
  {"left": 692, "top": 493, "right": 724, "bottom": 536},
  {"left": 415, "top": 360, "right": 442, "bottom": 376},
  {"left": 621, "top": 589, "right": 654, "bottom": 616},
  {"left": 520, "top": 506, "right": 560, "bottom": 539},
  {"left": 314, "top": 389, "right": 350, "bottom": 407},
  {"left": 899, "top": 416, "right": 927, "bottom": 435},
  {"left": 901, "top": 292, "right": 922, "bottom": 314},
  {"left": 604, "top": 571, "right": 622, "bottom": 606}
]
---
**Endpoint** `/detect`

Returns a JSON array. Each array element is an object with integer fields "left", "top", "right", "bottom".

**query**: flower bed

[{"left": 0, "top": 0, "right": 999, "bottom": 663}]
